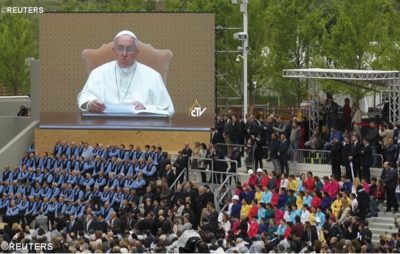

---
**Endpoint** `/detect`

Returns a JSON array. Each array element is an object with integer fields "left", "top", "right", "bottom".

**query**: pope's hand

[
  {"left": 132, "top": 101, "right": 145, "bottom": 110},
  {"left": 88, "top": 100, "right": 106, "bottom": 112}
]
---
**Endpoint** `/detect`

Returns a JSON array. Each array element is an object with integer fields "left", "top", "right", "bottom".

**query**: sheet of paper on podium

[{"left": 104, "top": 103, "right": 169, "bottom": 116}]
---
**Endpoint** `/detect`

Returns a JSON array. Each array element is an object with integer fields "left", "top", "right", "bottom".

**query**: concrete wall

[
  {"left": 0, "top": 117, "right": 33, "bottom": 148},
  {"left": 0, "top": 121, "right": 39, "bottom": 168},
  {"left": 294, "top": 163, "right": 383, "bottom": 179},
  {"left": 0, "top": 96, "right": 30, "bottom": 116},
  {"left": 251, "top": 160, "right": 383, "bottom": 179}
]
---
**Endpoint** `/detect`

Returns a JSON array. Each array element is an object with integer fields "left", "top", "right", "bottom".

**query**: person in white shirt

[
  {"left": 300, "top": 204, "right": 310, "bottom": 224},
  {"left": 219, "top": 212, "right": 231, "bottom": 238},
  {"left": 77, "top": 30, "right": 175, "bottom": 116},
  {"left": 350, "top": 193, "right": 358, "bottom": 212},
  {"left": 81, "top": 142, "right": 94, "bottom": 159},
  {"left": 280, "top": 173, "right": 289, "bottom": 189}
]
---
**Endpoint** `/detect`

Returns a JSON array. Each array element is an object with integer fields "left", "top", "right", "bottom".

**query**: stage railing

[
  {"left": 188, "top": 156, "right": 238, "bottom": 184},
  {"left": 189, "top": 156, "right": 214, "bottom": 183},
  {"left": 187, "top": 168, "right": 249, "bottom": 210},
  {"left": 213, "top": 143, "right": 385, "bottom": 178},
  {"left": 215, "top": 158, "right": 238, "bottom": 172},
  {"left": 295, "top": 149, "right": 384, "bottom": 167},
  {"left": 372, "top": 154, "right": 384, "bottom": 168},
  {"left": 216, "top": 142, "right": 250, "bottom": 169},
  {"left": 215, "top": 143, "right": 246, "bottom": 156},
  {"left": 217, "top": 186, "right": 235, "bottom": 211},
  {"left": 169, "top": 168, "right": 187, "bottom": 191}
]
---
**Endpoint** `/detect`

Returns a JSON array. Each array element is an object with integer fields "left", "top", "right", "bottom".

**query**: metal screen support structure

[
  {"left": 282, "top": 68, "right": 400, "bottom": 134},
  {"left": 308, "top": 79, "right": 320, "bottom": 138},
  {"left": 389, "top": 77, "right": 400, "bottom": 125}
]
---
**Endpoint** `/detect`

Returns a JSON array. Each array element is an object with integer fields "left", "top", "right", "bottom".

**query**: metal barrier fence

[
  {"left": 215, "top": 143, "right": 267, "bottom": 170},
  {"left": 215, "top": 143, "right": 246, "bottom": 157},
  {"left": 189, "top": 155, "right": 238, "bottom": 171},
  {"left": 216, "top": 143, "right": 384, "bottom": 168},
  {"left": 296, "top": 149, "right": 331, "bottom": 164},
  {"left": 170, "top": 153, "right": 385, "bottom": 210},
  {"left": 294, "top": 149, "right": 384, "bottom": 168},
  {"left": 188, "top": 156, "right": 238, "bottom": 184},
  {"left": 218, "top": 186, "right": 235, "bottom": 211},
  {"left": 169, "top": 168, "right": 187, "bottom": 191},
  {"left": 372, "top": 154, "right": 384, "bottom": 168},
  {"left": 187, "top": 168, "right": 249, "bottom": 210}
]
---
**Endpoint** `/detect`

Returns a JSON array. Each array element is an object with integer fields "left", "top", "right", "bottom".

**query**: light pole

[
  {"left": 242, "top": 0, "right": 248, "bottom": 118},
  {"left": 232, "top": 0, "right": 249, "bottom": 118}
]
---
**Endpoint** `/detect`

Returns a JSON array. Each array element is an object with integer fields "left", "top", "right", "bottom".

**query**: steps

[{"left": 367, "top": 208, "right": 400, "bottom": 244}]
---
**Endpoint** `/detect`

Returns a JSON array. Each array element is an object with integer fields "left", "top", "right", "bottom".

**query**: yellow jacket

[
  {"left": 288, "top": 180, "right": 298, "bottom": 192},
  {"left": 296, "top": 195, "right": 303, "bottom": 209},
  {"left": 309, "top": 212, "right": 316, "bottom": 225},
  {"left": 255, "top": 191, "right": 262, "bottom": 203},
  {"left": 331, "top": 199, "right": 342, "bottom": 218},
  {"left": 240, "top": 204, "right": 251, "bottom": 218}
]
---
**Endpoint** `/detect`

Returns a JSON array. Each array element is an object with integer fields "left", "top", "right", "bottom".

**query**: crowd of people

[
  {"left": 0, "top": 136, "right": 398, "bottom": 253},
  {"left": 0, "top": 139, "right": 398, "bottom": 253},
  {"left": 213, "top": 95, "right": 400, "bottom": 182}
]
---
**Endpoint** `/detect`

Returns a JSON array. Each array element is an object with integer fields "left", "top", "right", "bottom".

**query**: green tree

[
  {"left": 3, "top": 0, "right": 400, "bottom": 110},
  {"left": 263, "top": 0, "right": 327, "bottom": 107},
  {"left": 320, "top": 0, "right": 399, "bottom": 101},
  {"left": 0, "top": 14, "right": 37, "bottom": 95}
]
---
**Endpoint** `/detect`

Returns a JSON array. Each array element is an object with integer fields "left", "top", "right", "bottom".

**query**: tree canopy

[
  {"left": 1, "top": 0, "right": 400, "bottom": 108},
  {"left": 0, "top": 14, "right": 37, "bottom": 95}
]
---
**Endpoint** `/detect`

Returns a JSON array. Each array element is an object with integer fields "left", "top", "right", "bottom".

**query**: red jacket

[
  {"left": 232, "top": 220, "right": 240, "bottom": 235},
  {"left": 274, "top": 208, "right": 284, "bottom": 225},
  {"left": 271, "top": 191, "right": 279, "bottom": 207},
  {"left": 248, "top": 219, "right": 259, "bottom": 239},
  {"left": 303, "top": 177, "right": 315, "bottom": 193},
  {"left": 260, "top": 176, "right": 270, "bottom": 188},
  {"left": 248, "top": 175, "right": 258, "bottom": 187},
  {"left": 330, "top": 180, "right": 340, "bottom": 198},
  {"left": 248, "top": 205, "right": 258, "bottom": 219},
  {"left": 374, "top": 186, "right": 385, "bottom": 201},
  {"left": 323, "top": 181, "right": 339, "bottom": 200},
  {"left": 363, "top": 182, "right": 370, "bottom": 194},
  {"left": 284, "top": 226, "right": 292, "bottom": 239},
  {"left": 275, "top": 178, "right": 281, "bottom": 190},
  {"left": 311, "top": 196, "right": 321, "bottom": 208}
]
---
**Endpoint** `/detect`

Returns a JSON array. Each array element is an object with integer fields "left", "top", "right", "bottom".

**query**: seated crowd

[
  {"left": 0, "top": 139, "right": 399, "bottom": 253},
  {"left": 220, "top": 168, "right": 399, "bottom": 253}
]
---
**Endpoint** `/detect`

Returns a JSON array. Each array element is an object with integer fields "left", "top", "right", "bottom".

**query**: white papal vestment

[{"left": 77, "top": 60, "right": 175, "bottom": 116}]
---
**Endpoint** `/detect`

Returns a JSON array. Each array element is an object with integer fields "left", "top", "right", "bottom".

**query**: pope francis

[{"left": 77, "top": 30, "right": 175, "bottom": 116}]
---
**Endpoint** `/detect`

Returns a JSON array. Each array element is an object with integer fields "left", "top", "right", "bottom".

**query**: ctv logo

[{"left": 189, "top": 99, "right": 207, "bottom": 117}]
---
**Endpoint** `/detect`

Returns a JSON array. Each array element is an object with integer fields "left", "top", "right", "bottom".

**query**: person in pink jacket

[
  {"left": 323, "top": 176, "right": 340, "bottom": 200},
  {"left": 274, "top": 206, "right": 284, "bottom": 225}
]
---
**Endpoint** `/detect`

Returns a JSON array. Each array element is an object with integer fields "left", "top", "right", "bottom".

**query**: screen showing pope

[{"left": 77, "top": 30, "right": 175, "bottom": 116}]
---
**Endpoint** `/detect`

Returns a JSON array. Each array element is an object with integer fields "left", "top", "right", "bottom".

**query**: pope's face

[{"left": 113, "top": 35, "right": 139, "bottom": 68}]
